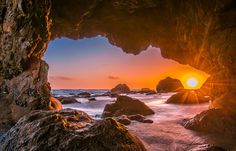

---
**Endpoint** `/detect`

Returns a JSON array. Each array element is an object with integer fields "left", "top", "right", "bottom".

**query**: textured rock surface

[
  {"left": 183, "top": 108, "right": 236, "bottom": 140},
  {"left": 166, "top": 90, "right": 210, "bottom": 104},
  {"left": 0, "top": 58, "right": 61, "bottom": 128},
  {"left": 102, "top": 96, "right": 154, "bottom": 117},
  {"left": 0, "top": 109, "right": 146, "bottom": 151},
  {"left": 111, "top": 84, "right": 131, "bottom": 94},
  {"left": 156, "top": 77, "right": 184, "bottom": 93},
  {"left": 0, "top": 0, "right": 55, "bottom": 126}
]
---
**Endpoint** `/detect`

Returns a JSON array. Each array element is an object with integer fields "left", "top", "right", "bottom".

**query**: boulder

[
  {"left": 115, "top": 115, "right": 131, "bottom": 125},
  {"left": 56, "top": 96, "right": 79, "bottom": 104},
  {"left": 183, "top": 108, "right": 236, "bottom": 139},
  {"left": 76, "top": 92, "right": 91, "bottom": 98},
  {"left": 128, "top": 114, "right": 153, "bottom": 123},
  {"left": 128, "top": 114, "right": 145, "bottom": 122},
  {"left": 166, "top": 90, "right": 210, "bottom": 104},
  {"left": 139, "top": 88, "right": 157, "bottom": 95},
  {"left": 110, "top": 93, "right": 120, "bottom": 98},
  {"left": 0, "top": 109, "right": 146, "bottom": 151},
  {"left": 88, "top": 97, "right": 96, "bottom": 101},
  {"left": 156, "top": 77, "right": 184, "bottom": 93},
  {"left": 102, "top": 96, "right": 154, "bottom": 117},
  {"left": 111, "top": 84, "right": 130, "bottom": 94}
]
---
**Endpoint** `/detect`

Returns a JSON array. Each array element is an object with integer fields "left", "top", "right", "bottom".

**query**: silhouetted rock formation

[
  {"left": 156, "top": 77, "right": 184, "bottom": 93},
  {"left": 111, "top": 84, "right": 130, "bottom": 94},
  {"left": 183, "top": 108, "right": 236, "bottom": 140},
  {"left": 102, "top": 96, "right": 154, "bottom": 117},
  {"left": 56, "top": 96, "right": 79, "bottom": 104},
  {"left": 167, "top": 90, "right": 210, "bottom": 104},
  {"left": 0, "top": 109, "right": 146, "bottom": 151}
]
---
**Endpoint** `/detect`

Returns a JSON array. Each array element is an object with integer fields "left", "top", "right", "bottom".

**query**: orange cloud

[
  {"left": 50, "top": 76, "right": 73, "bottom": 81},
  {"left": 108, "top": 76, "right": 120, "bottom": 80}
]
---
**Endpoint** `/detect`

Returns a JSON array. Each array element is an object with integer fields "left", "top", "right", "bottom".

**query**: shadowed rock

[
  {"left": 166, "top": 90, "right": 210, "bottom": 104},
  {"left": 111, "top": 84, "right": 130, "bottom": 94},
  {"left": 55, "top": 96, "right": 79, "bottom": 104},
  {"left": 156, "top": 77, "right": 184, "bottom": 93},
  {"left": 115, "top": 115, "right": 131, "bottom": 125},
  {"left": 183, "top": 108, "right": 236, "bottom": 140},
  {"left": 102, "top": 96, "right": 154, "bottom": 117},
  {"left": 0, "top": 109, "right": 146, "bottom": 151},
  {"left": 76, "top": 92, "right": 91, "bottom": 98}
]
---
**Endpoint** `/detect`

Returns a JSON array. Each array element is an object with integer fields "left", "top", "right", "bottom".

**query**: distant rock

[
  {"left": 139, "top": 88, "right": 157, "bottom": 95},
  {"left": 76, "top": 92, "right": 91, "bottom": 98},
  {"left": 156, "top": 77, "right": 184, "bottom": 93},
  {"left": 56, "top": 96, "right": 79, "bottom": 104},
  {"left": 0, "top": 109, "right": 146, "bottom": 151},
  {"left": 111, "top": 84, "right": 130, "bottom": 94},
  {"left": 110, "top": 93, "right": 120, "bottom": 98},
  {"left": 102, "top": 96, "right": 154, "bottom": 117},
  {"left": 88, "top": 97, "right": 96, "bottom": 101},
  {"left": 183, "top": 108, "right": 236, "bottom": 139},
  {"left": 166, "top": 90, "right": 210, "bottom": 104}
]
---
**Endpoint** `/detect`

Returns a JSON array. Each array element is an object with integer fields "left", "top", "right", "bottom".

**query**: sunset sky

[{"left": 44, "top": 36, "right": 208, "bottom": 89}]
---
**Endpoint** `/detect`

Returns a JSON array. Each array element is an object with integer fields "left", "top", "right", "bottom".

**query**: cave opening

[
  {"left": 42, "top": 35, "right": 210, "bottom": 119},
  {"left": 44, "top": 36, "right": 209, "bottom": 90}
]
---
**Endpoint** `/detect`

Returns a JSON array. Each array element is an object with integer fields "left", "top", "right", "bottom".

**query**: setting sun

[
  {"left": 180, "top": 72, "right": 209, "bottom": 90},
  {"left": 186, "top": 77, "right": 199, "bottom": 89}
]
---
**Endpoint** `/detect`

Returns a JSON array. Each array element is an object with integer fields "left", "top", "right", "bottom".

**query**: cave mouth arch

[
  {"left": 43, "top": 35, "right": 211, "bottom": 126},
  {"left": 44, "top": 36, "right": 209, "bottom": 90}
]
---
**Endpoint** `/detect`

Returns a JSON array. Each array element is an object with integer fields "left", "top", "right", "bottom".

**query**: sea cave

[{"left": 0, "top": 0, "right": 236, "bottom": 150}]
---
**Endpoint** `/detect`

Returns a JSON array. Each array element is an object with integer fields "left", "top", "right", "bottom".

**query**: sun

[{"left": 186, "top": 77, "right": 199, "bottom": 89}]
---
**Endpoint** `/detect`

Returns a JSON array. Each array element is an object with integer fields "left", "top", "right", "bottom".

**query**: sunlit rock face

[
  {"left": 0, "top": 109, "right": 146, "bottom": 151},
  {"left": 0, "top": 0, "right": 236, "bottom": 128},
  {"left": 0, "top": 0, "right": 56, "bottom": 127}
]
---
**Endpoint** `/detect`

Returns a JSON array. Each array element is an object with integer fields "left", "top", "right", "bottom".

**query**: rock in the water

[
  {"left": 111, "top": 84, "right": 130, "bottom": 94},
  {"left": 88, "top": 97, "right": 96, "bottom": 101},
  {"left": 102, "top": 96, "right": 154, "bottom": 117},
  {"left": 110, "top": 93, "right": 120, "bottom": 98},
  {"left": 156, "top": 77, "right": 184, "bottom": 93},
  {"left": 56, "top": 96, "right": 79, "bottom": 104},
  {"left": 183, "top": 108, "right": 236, "bottom": 139},
  {"left": 166, "top": 90, "right": 210, "bottom": 104},
  {"left": 139, "top": 88, "right": 156, "bottom": 95},
  {"left": 128, "top": 114, "right": 145, "bottom": 121},
  {"left": 115, "top": 115, "right": 131, "bottom": 125},
  {"left": 128, "top": 114, "right": 153, "bottom": 123},
  {"left": 0, "top": 109, "right": 146, "bottom": 151},
  {"left": 76, "top": 92, "right": 91, "bottom": 98}
]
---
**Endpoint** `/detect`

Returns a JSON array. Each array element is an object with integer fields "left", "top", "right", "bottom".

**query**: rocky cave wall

[{"left": 0, "top": 0, "right": 236, "bottom": 126}]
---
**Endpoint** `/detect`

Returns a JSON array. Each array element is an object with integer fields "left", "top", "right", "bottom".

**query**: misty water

[{"left": 53, "top": 90, "right": 233, "bottom": 150}]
